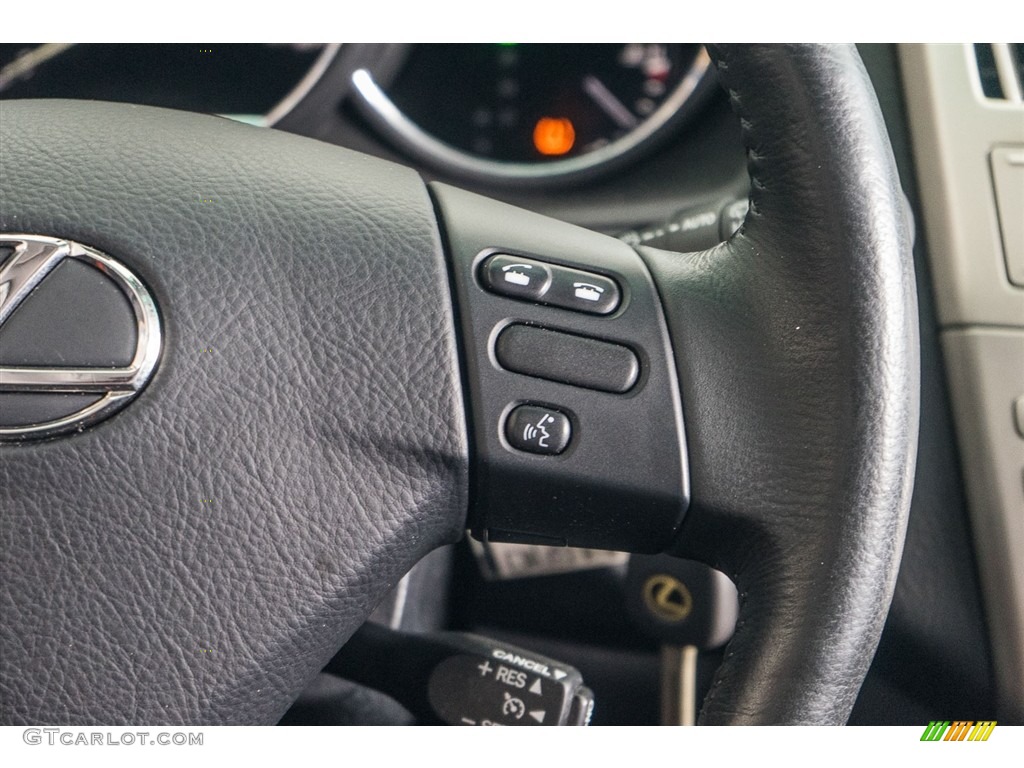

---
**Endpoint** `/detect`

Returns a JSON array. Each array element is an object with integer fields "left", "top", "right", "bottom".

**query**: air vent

[{"left": 974, "top": 44, "right": 1023, "bottom": 102}]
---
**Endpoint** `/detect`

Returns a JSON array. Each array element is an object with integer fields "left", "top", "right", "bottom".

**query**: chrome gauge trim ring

[
  {"left": 0, "top": 234, "right": 162, "bottom": 441},
  {"left": 264, "top": 43, "right": 342, "bottom": 127},
  {"left": 0, "top": 44, "right": 342, "bottom": 130},
  {"left": 350, "top": 47, "right": 713, "bottom": 186}
]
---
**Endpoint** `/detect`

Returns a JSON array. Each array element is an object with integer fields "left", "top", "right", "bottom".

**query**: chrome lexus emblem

[{"left": 0, "top": 235, "right": 161, "bottom": 440}]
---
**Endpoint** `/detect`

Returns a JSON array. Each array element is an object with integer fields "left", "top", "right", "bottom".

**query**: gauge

[
  {"left": 0, "top": 44, "right": 339, "bottom": 126},
  {"left": 351, "top": 43, "right": 714, "bottom": 185}
]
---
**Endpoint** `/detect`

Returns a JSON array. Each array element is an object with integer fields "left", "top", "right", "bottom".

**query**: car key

[
  {"left": 625, "top": 555, "right": 739, "bottom": 725},
  {"left": 325, "top": 621, "right": 594, "bottom": 726}
]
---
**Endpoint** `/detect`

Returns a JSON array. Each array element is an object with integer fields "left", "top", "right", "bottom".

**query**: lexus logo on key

[{"left": 0, "top": 234, "right": 162, "bottom": 440}]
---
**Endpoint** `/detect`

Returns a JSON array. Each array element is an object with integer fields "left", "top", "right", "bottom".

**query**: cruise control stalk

[{"left": 325, "top": 622, "right": 594, "bottom": 726}]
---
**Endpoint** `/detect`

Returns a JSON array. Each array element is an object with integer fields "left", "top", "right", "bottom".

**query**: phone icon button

[
  {"left": 482, "top": 255, "right": 552, "bottom": 300},
  {"left": 551, "top": 268, "right": 619, "bottom": 315},
  {"left": 502, "top": 264, "right": 538, "bottom": 287},
  {"left": 572, "top": 282, "right": 605, "bottom": 302}
]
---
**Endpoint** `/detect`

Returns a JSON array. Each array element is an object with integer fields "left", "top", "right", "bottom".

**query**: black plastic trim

[{"left": 432, "top": 182, "right": 689, "bottom": 553}]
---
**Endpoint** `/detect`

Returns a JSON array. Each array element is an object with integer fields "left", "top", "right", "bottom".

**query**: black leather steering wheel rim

[
  {"left": 0, "top": 43, "right": 917, "bottom": 725},
  {"left": 647, "top": 44, "right": 918, "bottom": 723}
]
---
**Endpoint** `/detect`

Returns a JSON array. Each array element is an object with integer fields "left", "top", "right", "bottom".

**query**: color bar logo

[{"left": 920, "top": 721, "right": 997, "bottom": 741}]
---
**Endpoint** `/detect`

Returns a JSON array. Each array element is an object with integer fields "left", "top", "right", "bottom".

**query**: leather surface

[
  {"left": 851, "top": 44, "right": 995, "bottom": 724},
  {"left": 642, "top": 45, "right": 919, "bottom": 723},
  {"left": 0, "top": 101, "right": 468, "bottom": 724}
]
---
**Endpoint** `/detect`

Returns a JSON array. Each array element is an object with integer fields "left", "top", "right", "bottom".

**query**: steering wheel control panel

[
  {"left": 433, "top": 183, "right": 690, "bottom": 553},
  {"left": 327, "top": 623, "right": 593, "bottom": 726}
]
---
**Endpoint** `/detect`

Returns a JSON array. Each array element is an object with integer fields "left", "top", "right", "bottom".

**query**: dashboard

[
  {"left": 0, "top": 44, "right": 712, "bottom": 176},
  {"left": 0, "top": 43, "right": 747, "bottom": 232},
  {"left": 1, "top": 42, "right": 1016, "bottom": 726}
]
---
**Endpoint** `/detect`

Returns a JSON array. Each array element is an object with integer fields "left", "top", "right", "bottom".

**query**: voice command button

[{"left": 504, "top": 405, "right": 572, "bottom": 456}]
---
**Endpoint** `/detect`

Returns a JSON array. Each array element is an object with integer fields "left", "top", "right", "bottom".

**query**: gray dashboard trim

[{"left": 900, "top": 42, "right": 1024, "bottom": 722}]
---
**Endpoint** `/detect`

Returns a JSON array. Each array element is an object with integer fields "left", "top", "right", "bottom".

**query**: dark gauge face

[
  {"left": 386, "top": 43, "right": 704, "bottom": 164},
  {"left": 0, "top": 44, "right": 335, "bottom": 125}
]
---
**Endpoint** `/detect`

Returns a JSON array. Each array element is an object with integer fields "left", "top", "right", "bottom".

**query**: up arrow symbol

[{"left": 528, "top": 710, "right": 546, "bottom": 723}]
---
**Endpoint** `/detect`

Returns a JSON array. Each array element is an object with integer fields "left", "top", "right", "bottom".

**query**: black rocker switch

[{"left": 325, "top": 622, "right": 594, "bottom": 726}]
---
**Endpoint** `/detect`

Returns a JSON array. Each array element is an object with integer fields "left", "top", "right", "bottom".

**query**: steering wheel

[{"left": 0, "top": 44, "right": 917, "bottom": 725}]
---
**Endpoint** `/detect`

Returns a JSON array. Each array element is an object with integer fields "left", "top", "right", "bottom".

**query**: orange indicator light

[{"left": 533, "top": 117, "right": 575, "bottom": 156}]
